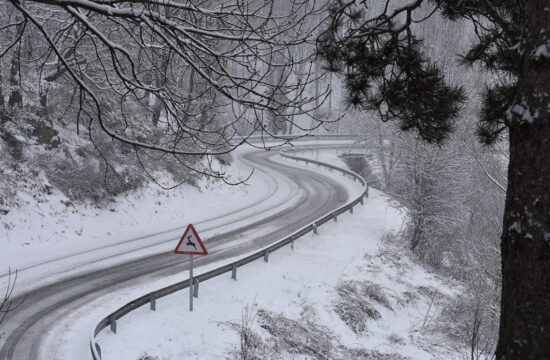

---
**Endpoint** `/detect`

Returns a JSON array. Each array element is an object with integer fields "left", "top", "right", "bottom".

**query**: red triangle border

[{"left": 174, "top": 224, "right": 208, "bottom": 255}]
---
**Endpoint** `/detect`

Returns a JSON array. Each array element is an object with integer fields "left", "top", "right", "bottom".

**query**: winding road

[{"left": 0, "top": 143, "right": 353, "bottom": 360}]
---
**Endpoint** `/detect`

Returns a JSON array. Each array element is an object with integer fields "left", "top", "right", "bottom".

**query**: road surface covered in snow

[{"left": 0, "top": 142, "right": 361, "bottom": 360}]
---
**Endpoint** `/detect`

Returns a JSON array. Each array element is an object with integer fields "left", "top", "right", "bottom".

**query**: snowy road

[{"left": 0, "top": 144, "right": 354, "bottom": 360}]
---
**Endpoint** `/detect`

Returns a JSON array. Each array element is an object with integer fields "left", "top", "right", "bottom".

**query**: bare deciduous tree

[
  {"left": 0, "top": 269, "right": 23, "bottom": 339},
  {"left": 0, "top": 0, "right": 330, "bottom": 180}
]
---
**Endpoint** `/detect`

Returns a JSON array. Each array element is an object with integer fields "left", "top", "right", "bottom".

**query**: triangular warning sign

[{"left": 174, "top": 224, "right": 208, "bottom": 255}]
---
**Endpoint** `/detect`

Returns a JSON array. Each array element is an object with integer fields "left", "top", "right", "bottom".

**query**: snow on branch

[{"left": 1, "top": 0, "right": 330, "bottom": 159}]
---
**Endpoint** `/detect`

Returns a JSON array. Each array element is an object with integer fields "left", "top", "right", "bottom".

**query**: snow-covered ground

[
  {"left": 0, "top": 146, "right": 266, "bottom": 288},
  {"left": 95, "top": 191, "right": 463, "bottom": 359},
  {"left": 25, "top": 144, "right": 361, "bottom": 360},
  {"left": 1, "top": 140, "right": 360, "bottom": 292},
  {"left": 1, "top": 140, "right": 359, "bottom": 288},
  {"left": 2, "top": 142, "right": 466, "bottom": 360},
  {"left": 3, "top": 142, "right": 340, "bottom": 292}
]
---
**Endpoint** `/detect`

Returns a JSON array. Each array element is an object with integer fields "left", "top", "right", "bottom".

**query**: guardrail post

[
  {"left": 193, "top": 279, "right": 199, "bottom": 298},
  {"left": 110, "top": 319, "right": 117, "bottom": 334},
  {"left": 333, "top": 214, "right": 338, "bottom": 222},
  {"left": 150, "top": 297, "right": 156, "bottom": 311},
  {"left": 366, "top": 185, "right": 369, "bottom": 198},
  {"left": 313, "top": 223, "right": 318, "bottom": 235},
  {"left": 360, "top": 197, "right": 364, "bottom": 205},
  {"left": 264, "top": 250, "right": 269, "bottom": 262},
  {"left": 231, "top": 265, "right": 237, "bottom": 280},
  {"left": 291, "top": 238, "right": 294, "bottom": 250},
  {"left": 349, "top": 206, "right": 354, "bottom": 214}
]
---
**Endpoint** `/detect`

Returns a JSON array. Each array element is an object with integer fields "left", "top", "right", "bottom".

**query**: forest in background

[{"left": 0, "top": 0, "right": 330, "bottom": 206}]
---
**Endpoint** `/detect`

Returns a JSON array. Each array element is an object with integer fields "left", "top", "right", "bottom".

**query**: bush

[
  {"left": 257, "top": 309, "right": 337, "bottom": 359},
  {"left": 334, "top": 280, "right": 392, "bottom": 334},
  {"left": 137, "top": 354, "right": 158, "bottom": 360}
]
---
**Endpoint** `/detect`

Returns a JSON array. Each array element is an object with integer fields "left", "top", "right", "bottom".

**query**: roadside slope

[
  {"left": 95, "top": 153, "right": 464, "bottom": 360},
  {"left": 0, "top": 144, "right": 359, "bottom": 360},
  {"left": 98, "top": 188, "right": 464, "bottom": 360}
]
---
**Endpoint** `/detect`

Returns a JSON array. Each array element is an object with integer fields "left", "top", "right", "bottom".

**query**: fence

[{"left": 90, "top": 147, "right": 368, "bottom": 359}]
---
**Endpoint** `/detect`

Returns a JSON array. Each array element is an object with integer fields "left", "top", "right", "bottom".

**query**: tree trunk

[
  {"left": 496, "top": 1, "right": 550, "bottom": 358},
  {"left": 39, "top": 86, "right": 49, "bottom": 117},
  {"left": 151, "top": 98, "right": 162, "bottom": 127},
  {"left": 0, "top": 69, "right": 4, "bottom": 110},
  {"left": 8, "top": 50, "right": 23, "bottom": 110},
  {"left": 151, "top": 53, "right": 168, "bottom": 127}
]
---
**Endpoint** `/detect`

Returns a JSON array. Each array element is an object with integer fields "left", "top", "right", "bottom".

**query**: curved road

[{"left": 0, "top": 145, "right": 351, "bottom": 360}]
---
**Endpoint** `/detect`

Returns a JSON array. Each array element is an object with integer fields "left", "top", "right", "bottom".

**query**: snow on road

[
  {"left": 0, "top": 145, "right": 296, "bottom": 291},
  {"left": 0, "top": 141, "right": 358, "bottom": 293},
  {"left": 2, "top": 142, "right": 465, "bottom": 360},
  {"left": 19, "top": 144, "right": 361, "bottom": 360},
  {"left": 96, "top": 188, "right": 462, "bottom": 360}
]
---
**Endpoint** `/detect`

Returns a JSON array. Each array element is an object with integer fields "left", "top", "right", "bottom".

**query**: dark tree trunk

[
  {"left": 8, "top": 51, "right": 23, "bottom": 110},
  {"left": 0, "top": 69, "right": 4, "bottom": 110},
  {"left": 151, "top": 53, "right": 168, "bottom": 127},
  {"left": 181, "top": 68, "right": 195, "bottom": 125},
  {"left": 496, "top": 1, "right": 550, "bottom": 358},
  {"left": 151, "top": 99, "right": 162, "bottom": 127},
  {"left": 39, "top": 86, "right": 49, "bottom": 117}
]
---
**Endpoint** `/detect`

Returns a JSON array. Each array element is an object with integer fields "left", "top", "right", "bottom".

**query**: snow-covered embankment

[{"left": 96, "top": 152, "right": 463, "bottom": 360}]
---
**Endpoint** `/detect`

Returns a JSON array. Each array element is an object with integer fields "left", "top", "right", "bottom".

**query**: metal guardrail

[
  {"left": 90, "top": 146, "right": 368, "bottom": 360},
  {"left": 230, "top": 133, "right": 364, "bottom": 145}
]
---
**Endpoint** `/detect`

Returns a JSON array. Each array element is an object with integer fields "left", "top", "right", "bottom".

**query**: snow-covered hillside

[
  {"left": 0, "top": 146, "right": 267, "bottom": 291},
  {"left": 96, "top": 188, "right": 464, "bottom": 360}
]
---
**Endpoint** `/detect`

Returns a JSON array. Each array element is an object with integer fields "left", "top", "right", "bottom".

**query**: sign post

[
  {"left": 189, "top": 254, "right": 193, "bottom": 311},
  {"left": 174, "top": 224, "right": 208, "bottom": 312}
]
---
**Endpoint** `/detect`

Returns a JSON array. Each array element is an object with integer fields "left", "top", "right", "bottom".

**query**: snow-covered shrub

[
  {"left": 225, "top": 303, "right": 267, "bottom": 360},
  {"left": 0, "top": 120, "right": 25, "bottom": 160},
  {"left": 0, "top": 164, "right": 17, "bottom": 209},
  {"left": 137, "top": 354, "right": 158, "bottom": 360},
  {"left": 334, "top": 280, "right": 392, "bottom": 334},
  {"left": 344, "top": 348, "right": 411, "bottom": 360},
  {"left": 226, "top": 303, "right": 417, "bottom": 360},
  {"left": 257, "top": 309, "right": 337, "bottom": 359},
  {"left": 438, "top": 289, "right": 499, "bottom": 359},
  {"left": 214, "top": 152, "right": 233, "bottom": 166},
  {"left": 340, "top": 154, "right": 382, "bottom": 189},
  {"left": 36, "top": 149, "right": 143, "bottom": 203}
]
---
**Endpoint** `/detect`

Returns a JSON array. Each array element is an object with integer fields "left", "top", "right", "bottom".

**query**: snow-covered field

[{"left": 96, "top": 188, "right": 463, "bottom": 360}]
